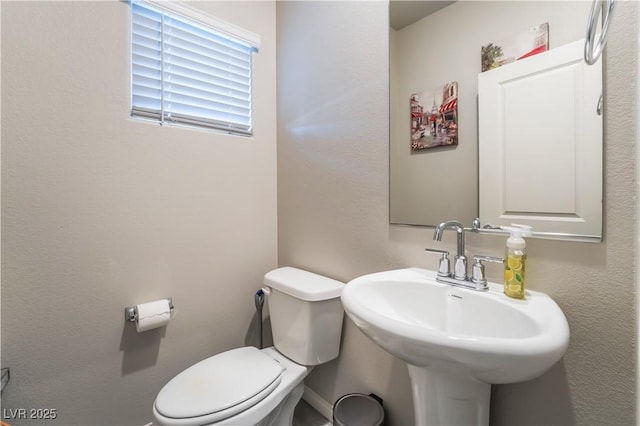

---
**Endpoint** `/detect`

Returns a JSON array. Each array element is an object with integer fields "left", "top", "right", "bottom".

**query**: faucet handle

[
  {"left": 471, "top": 255, "right": 504, "bottom": 288},
  {"left": 424, "top": 248, "right": 451, "bottom": 277},
  {"left": 474, "top": 255, "right": 504, "bottom": 263}
]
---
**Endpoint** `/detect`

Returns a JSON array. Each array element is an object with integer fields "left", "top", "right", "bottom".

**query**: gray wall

[
  {"left": 1, "top": 1, "right": 636, "bottom": 425},
  {"left": 1, "top": 1, "right": 277, "bottom": 424},
  {"left": 277, "top": 1, "right": 637, "bottom": 425}
]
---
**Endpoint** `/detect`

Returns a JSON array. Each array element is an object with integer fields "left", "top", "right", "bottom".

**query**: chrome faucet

[
  {"left": 425, "top": 220, "right": 503, "bottom": 291},
  {"left": 433, "top": 220, "right": 467, "bottom": 280}
]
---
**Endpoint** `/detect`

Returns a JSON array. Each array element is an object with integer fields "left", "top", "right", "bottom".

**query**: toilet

[{"left": 152, "top": 267, "right": 345, "bottom": 426}]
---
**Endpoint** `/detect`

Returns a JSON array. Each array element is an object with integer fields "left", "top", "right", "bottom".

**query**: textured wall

[
  {"left": 1, "top": 1, "right": 277, "bottom": 424},
  {"left": 277, "top": 1, "right": 636, "bottom": 425}
]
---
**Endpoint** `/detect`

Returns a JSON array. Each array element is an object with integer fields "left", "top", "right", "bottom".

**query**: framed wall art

[{"left": 410, "top": 81, "right": 458, "bottom": 151}]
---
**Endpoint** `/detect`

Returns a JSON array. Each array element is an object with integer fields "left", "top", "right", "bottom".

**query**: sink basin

[
  {"left": 342, "top": 267, "right": 569, "bottom": 383},
  {"left": 342, "top": 268, "right": 570, "bottom": 425}
]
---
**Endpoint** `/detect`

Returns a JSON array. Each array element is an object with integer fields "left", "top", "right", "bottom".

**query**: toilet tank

[{"left": 264, "top": 267, "right": 344, "bottom": 366}]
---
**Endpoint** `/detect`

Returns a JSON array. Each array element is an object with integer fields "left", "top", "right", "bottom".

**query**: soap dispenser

[{"left": 502, "top": 224, "right": 532, "bottom": 299}]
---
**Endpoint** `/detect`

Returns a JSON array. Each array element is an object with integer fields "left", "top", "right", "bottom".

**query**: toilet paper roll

[{"left": 135, "top": 299, "right": 171, "bottom": 333}]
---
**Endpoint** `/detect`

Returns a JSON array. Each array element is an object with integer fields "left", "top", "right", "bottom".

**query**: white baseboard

[{"left": 302, "top": 385, "right": 334, "bottom": 422}]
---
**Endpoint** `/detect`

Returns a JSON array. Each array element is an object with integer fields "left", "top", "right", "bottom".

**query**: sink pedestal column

[{"left": 407, "top": 365, "right": 491, "bottom": 426}]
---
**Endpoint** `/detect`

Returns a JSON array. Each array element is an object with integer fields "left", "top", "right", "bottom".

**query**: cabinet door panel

[{"left": 478, "top": 39, "right": 602, "bottom": 238}]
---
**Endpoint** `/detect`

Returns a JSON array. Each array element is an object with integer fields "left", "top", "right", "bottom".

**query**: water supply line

[{"left": 254, "top": 288, "right": 265, "bottom": 349}]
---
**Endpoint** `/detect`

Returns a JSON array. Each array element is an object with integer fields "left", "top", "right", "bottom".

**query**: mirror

[{"left": 389, "top": 1, "right": 602, "bottom": 240}]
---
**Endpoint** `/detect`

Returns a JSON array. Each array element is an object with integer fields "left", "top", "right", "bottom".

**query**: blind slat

[
  {"left": 163, "top": 60, "right": 250, "bottom": 88},
  {"left": 165, "top": 75, "right": 250, "bottom": 103},
  {"left": 131, "top": 1, "right": 254, "bottom": 136},
  {"left": 133, "top": 107, "right": 252, "bottom": 135},
  {"left": 164, "top": 90, "right": 250, "bottom": 115},
  {"left": 164, "top": 22, "right": 252, "bottom": 60},
  {"left": 163, "top": 42, "right": 251, "bottom": 77}
]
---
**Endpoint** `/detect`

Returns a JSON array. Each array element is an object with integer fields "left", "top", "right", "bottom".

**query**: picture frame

[{"left": 410, "top": 82, "right": 458, "bottom": 151}]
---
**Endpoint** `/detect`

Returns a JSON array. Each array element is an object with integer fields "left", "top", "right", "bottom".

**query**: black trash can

[{"left": 333, "top": 393, "right": 385, "bottom": 426}]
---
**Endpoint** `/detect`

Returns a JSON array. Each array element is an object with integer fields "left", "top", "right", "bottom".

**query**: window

[{"left": 130, "top": 1, "right": 260, "bottom": 136}]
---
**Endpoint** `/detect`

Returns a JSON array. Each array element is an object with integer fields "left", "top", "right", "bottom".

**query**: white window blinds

[{"left": 130, "top": 1, "right": 259, "bottom": 136}]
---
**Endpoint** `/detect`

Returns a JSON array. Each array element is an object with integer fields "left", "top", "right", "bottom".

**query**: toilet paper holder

[{"left": 124, "top": 298, "right": 174, "bottom": 322}]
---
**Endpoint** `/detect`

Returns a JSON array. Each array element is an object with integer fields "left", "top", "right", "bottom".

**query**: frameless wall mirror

[{"left": 389, "top": 1, "right": 603, "bottom": 241}]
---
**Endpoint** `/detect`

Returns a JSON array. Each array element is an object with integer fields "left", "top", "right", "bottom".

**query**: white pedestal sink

[{"left": 341, "top": 268, "right": 570, "bottom": 426}]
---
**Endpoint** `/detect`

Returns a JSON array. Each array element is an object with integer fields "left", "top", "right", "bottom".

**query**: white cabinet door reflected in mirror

[{"left": 478, "top": 39, "right": 602, "bottom": 240}]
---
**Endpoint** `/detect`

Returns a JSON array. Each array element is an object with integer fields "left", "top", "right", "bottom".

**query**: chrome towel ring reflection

[{"left": 584, "top": 0, "right": 616, "bottom": 65}]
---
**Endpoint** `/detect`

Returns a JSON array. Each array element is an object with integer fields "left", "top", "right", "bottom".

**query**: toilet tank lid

[{"left": 264, "top": 267, "right": 344, "bottom": 301}]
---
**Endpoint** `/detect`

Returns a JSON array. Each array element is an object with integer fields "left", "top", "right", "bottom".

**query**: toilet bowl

[{"left": 153, "top": 267, "right": 344, "bottom": 426}]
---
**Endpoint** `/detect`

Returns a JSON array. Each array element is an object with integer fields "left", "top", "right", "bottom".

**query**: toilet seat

[{"left": 154, "top": 346, "right": 283, "bottom": 425}]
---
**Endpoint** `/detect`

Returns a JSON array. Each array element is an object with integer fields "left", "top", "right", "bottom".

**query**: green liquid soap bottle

[{"left": 502, "top": 224, "right": 532, "bottom": 299}]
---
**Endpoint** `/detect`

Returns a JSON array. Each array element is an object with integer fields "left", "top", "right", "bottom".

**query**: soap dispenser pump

[{"left": 502, "top": 224, "right": 532, "bottom": 299}]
